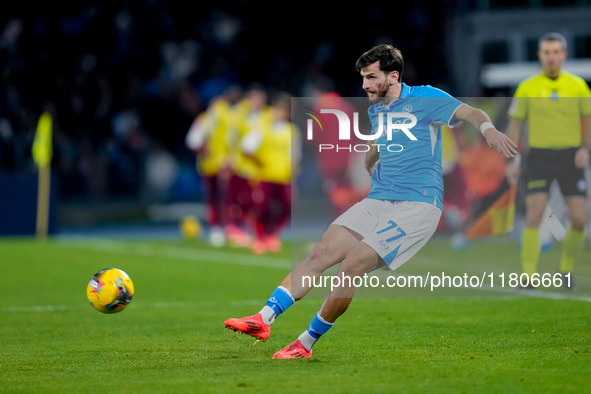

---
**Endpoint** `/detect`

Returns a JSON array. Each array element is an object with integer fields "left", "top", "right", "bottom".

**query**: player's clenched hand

[
  {"left": 574, "top": 147, "right": 590, "bottom": 169},
  {"left": 482, "top": 128, "right": 518, "bottom": 159}
]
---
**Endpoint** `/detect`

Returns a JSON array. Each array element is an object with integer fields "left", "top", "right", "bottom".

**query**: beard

[{"left": 366, "top": 82, "right": 390, "bottom": 104}]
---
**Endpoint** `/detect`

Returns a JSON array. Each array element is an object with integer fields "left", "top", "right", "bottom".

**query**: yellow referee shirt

[{"left": 508, "top": 70, "right": 591, "bottom": 149}]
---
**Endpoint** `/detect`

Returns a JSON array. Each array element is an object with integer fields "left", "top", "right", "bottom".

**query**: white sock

[
  {"left": 297, "top": 330, "right": 316, "bottom": 351},
  {"left": 259, "top": 305, "right": 276, "bottom": 326}
]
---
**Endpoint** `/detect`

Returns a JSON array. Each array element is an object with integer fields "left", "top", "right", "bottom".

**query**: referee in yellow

[{"left": 505, "top": 32, "right": 591, "bottom": 290}]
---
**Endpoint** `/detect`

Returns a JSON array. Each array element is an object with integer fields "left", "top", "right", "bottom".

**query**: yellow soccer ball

[
  {"left": 86, "top": 268, "right": 134, "bottom": 314},
  {"left": 180, "top": 215, "right": 201, "bottom": 239}
]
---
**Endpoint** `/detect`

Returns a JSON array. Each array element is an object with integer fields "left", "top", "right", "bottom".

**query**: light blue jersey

[{"left": 367, "top": 83, "right": 463, "bottom": 211}]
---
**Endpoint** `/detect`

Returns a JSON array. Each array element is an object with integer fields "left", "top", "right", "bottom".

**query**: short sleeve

[
  {"left": 579, "top": 80, "right": 591, "bottom": 117},
  {"left": 508, "top": 83, "right": 528, "bottom": 120},
  {"left": 419, "top": 86, "right": 463, "bottom": 127}
]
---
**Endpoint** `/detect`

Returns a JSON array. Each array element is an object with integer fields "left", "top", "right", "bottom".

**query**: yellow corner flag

[
  {"left": 466, "top": 183, "right": 516, "bottom": 240},
  {"left": 33, "top": 111, "right": 53, "bottom": 167},
  {"left": 32, "top": 111, "right": 53, "bottom": 238}
]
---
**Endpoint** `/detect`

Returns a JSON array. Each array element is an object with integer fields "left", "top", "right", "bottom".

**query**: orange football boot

[
  {"left": 272, "top": 339, "right": 312, "bottom": 359},
  {"left": 224, "top": 313, "right": 270, "bottom": 342}
]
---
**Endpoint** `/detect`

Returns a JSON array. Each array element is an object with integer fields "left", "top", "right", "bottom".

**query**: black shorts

[{"left": 525, "top": 148, "right": 587, "bottom": 197}]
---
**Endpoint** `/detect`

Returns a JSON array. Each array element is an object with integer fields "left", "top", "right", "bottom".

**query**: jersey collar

[
  {"left": 400, "top": 83, "right": 411, "bottom": 98},
  {"left": 540, "top": 70, "right": 563, "bottom": 82}
]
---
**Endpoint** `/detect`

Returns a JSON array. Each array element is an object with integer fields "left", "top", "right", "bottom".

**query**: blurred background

[{"left": 1, "top": 0, "right": 590, "bottom": 240}]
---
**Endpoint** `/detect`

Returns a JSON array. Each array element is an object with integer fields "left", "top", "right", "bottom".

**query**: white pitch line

[
  {"left": 1, "top": 305, "right": 75, "bottom": 313},
  {"left": 48, "top": 237, "right": 591, "bottom": 304},
  {"left": 57, "top": 237, "right": 292, "bottom": 269},
  {"left": 3, "top": 290, "right": 590, "bottom": 314},
  {"left": 0, "top": 299, "right": 266, "bottom": 313}
]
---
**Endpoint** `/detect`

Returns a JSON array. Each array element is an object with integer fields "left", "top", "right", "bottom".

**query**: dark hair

[
  {"left": 355, "top": 44, "right": 404, "bottom": 82},
  {"left": 538, "top": 32, "right": 567, "bottom": 51}
]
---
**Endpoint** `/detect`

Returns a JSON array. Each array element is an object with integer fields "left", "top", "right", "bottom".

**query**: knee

[
  {"left": 338, "top": 250, "right": 370, "bottom": 278},
  {"left": 571, "top": 216, "right": 587, "bottom": 232},
  {"left": 299, "top": 240, "right": 341, "bottom": 273},
  {"left": 337, "top": 260, "right": 359, "bottom": 278},
  {"left": 307, "top": 240, "right": 330, "bottom": 264}
]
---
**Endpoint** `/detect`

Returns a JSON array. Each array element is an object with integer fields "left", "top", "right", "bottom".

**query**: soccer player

[
  {"left": 242, "top": 92, "right": 300, "bottom": 254},
  {"left": 505, "top": 32, "right": 591, "bottom": 290},
  {"left": 225, "top": 44, "right": 517, "bottom": 358},
  {"left": 224, "top": 85, "right": 270, "bottom": 247},
  {"left": 186, "top": 91, "right": 236, "bottom": 246}
]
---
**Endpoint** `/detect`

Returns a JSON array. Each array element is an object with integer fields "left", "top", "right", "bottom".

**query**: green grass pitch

[{"left": 1, "top": 235, "right": 590, "bottom": 393}]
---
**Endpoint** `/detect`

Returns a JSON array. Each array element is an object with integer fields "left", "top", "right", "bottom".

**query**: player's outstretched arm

[{"left": 453, "top": 104, "right": 518, "bottom": 159}]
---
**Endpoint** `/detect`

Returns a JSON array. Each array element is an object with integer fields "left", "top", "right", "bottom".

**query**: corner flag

[
  {"left": 32, "top": 111, "right": 53, "bottom": 167},
  {"left": 32, "top": 111, "right": 53, "bottom": 239},
  {"left": 466, "top": 183, "right": 516, "bottom": 239}
]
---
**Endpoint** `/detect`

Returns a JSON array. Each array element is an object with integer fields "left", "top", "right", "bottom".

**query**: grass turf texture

[{"left": 1, "top": 236, "right": 590, "bottom": 393}]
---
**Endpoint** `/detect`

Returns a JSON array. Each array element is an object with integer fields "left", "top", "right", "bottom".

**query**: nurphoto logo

[{"left": 305, "top": 107, "right": 418, "bottom": 153}]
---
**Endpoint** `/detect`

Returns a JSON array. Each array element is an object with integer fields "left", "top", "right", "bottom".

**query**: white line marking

[
  {"left": 47, "top": 237, "right": 591, "bottom": 304},
  {"left": 3, "top": 290, "right": 590, "bottom": 315},
  {"left": 0, "top": 298, "right": 319, "bottom": 314},
  {"left": 57, "top": 237, "right": 292, "bottom": 269}
]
